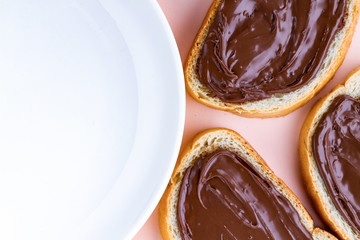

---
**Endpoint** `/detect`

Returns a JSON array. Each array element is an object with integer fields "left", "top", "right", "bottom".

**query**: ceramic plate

[{"left": 0, "top": 0, "right": 184, "bottom": 239}]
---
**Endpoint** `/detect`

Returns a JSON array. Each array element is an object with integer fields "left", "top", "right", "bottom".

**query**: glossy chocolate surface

[
  {"left": 198, "top": 0, "right": 346, "bottom": 103},
  {"left": 177, "top": 150, "right": 313, "bottom": 239}
]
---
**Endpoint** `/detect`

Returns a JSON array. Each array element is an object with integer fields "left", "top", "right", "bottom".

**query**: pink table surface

[{"left": 134, "top": 1, "right": 360, "bottom": 239}]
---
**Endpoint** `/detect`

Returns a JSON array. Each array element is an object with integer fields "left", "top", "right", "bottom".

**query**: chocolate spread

[
  {"left": 313, "top": 95, "right": 360, "bottom": 232},
  {"left": 198, "top": 0, "right": 346, "bottom": 103},
  {"left": 177, "top": 150, "right": 313, "bottom": 239}
]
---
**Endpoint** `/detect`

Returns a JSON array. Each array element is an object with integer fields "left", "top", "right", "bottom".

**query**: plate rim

[{"left": 122, "top": 1, "right": 185, "bottom": 239}]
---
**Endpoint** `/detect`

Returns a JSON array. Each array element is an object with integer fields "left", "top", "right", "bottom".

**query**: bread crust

[
  {"left": 159, "top": 128, "right": 336, "bottom": 240},
  {"left": 299, "top": 68, "right": 360, "bottom": 240},
  {"left": 184, "top": 0, "right": 360, "bottom": 118}
]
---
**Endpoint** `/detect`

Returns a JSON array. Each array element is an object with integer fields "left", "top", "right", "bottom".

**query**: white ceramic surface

[{"left": 0, "top": 0, "right": 184, "bottom": 239}]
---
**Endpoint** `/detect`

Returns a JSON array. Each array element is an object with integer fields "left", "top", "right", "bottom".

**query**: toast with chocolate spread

[
  {"left": 185, "top": 0, "right": 360, "bottom": 117},
  {"left": 159, "top": 128, "right": 337, "bottom": 240},
  {"left": 300, "top": 69, "right": 360, "bottom": 240}
]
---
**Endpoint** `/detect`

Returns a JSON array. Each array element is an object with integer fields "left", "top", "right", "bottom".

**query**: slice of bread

[
  {"left": 184, "top": 0, "right": 360, "bottom": 118},
  {"left": 159, "top": 128, "right": 336, "bottom": 240},
  {"left": 299, "top": 69, "right": 360, "bottom": 240}
]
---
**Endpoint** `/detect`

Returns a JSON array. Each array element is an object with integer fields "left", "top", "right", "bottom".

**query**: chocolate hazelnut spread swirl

[
  {"left": 313, "top": 95, "right": 360, "bottom": 232},
  {"left": 177, "top": 150, "right": 313, "bottom": 240},
  {"left": 198, "top": 0, "right": 346, "bottom": 103}
]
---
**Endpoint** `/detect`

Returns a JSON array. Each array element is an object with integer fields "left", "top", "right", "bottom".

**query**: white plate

[{"left": 0, "top": 0, "right": 185, "bottom": 239}]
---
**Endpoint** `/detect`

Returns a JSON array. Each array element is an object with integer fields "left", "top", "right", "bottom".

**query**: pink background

[{"left": 134, "top": 0, "right": 360, "bottom": 239}]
